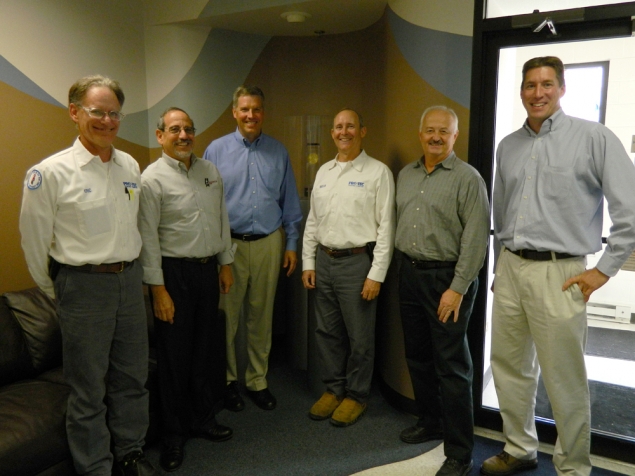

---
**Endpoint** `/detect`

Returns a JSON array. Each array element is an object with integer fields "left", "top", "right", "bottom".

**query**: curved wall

[{"left": 0, "top": 3, "right": 475, "bottom": 409}]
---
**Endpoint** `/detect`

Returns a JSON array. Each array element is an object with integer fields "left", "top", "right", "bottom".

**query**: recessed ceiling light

[{"left": 281, "top": 11, "right": 311, "bottom": 23}]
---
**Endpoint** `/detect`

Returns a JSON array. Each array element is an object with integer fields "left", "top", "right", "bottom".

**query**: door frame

[{"left": 467, "top": 0, "right": 635, "bottom": 463}]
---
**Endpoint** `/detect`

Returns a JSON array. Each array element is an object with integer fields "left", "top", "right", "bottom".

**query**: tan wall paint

[{"left": 0, "top": 82, "right": 152, "bottom": 294}]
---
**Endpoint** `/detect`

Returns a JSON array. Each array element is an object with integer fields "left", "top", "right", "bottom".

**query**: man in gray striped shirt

[{"left": 395, "top": 106, "right": 489, "bottom": 476}]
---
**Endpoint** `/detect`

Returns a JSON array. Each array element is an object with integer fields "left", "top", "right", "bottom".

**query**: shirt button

[
  {"left": 416, "top": 208, "right": 419, "bottom": 211},
  {"left": 420, "top": 190, "right": 424, "bottom": 194},
  {"left": 412, "top": 242, "right": 416, "bottom": 246},
  {"left": 251, "top": 177, "right": 255, "bottom": 180},
  {"left": 252, "top": 191, "right": 256, "bottom": 194},
  {"left": 523, "top": 196, "right": 528, "bottom": 199},
  {"left": 527, "top": 176, "right": 532, "bottom": 180},
  {"left": 413, "top": 225, "right": 417, "bottom": 228}
]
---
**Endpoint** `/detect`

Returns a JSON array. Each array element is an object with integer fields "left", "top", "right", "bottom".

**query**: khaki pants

[
  {"left": 222, "top": 229, "right": 283, "bottom": 391},
  {"left": 491, "top": 249, "right": 591, "bottom": 476}
]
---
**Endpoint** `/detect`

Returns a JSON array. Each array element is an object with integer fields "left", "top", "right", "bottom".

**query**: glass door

[
  {"left": 482, "top": 39, "right": 635, "bottom": 442},
  {"left": 468, "top": 0, "right": 635, "bottom": 463}
]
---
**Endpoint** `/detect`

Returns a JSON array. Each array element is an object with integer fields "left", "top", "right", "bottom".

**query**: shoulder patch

[{"left": 27, "top": 170, "right": 42, "bottom": 190}]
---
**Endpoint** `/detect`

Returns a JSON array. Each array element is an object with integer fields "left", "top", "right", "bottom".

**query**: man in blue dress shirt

[{"left": 204, "top": 86, "right": 302, "bottom": 412}]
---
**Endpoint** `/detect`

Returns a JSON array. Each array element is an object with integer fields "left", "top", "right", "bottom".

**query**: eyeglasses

[
  {"left": 163, "top": 126, "right": 196, "bottom": 136},
  {"left": 78, "top": 105, "right": 126, "bottom": 122}
]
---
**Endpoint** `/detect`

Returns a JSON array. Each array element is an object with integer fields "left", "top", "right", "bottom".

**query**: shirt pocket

[
  {"left": 75, "top": 197, "right": 112, "bottom": 237},
  {"left": 341, "top": 185, "right": 370, "bottom": 218},
  {"left": 539, "top": 166, "right": 572, "bottom": 200}
]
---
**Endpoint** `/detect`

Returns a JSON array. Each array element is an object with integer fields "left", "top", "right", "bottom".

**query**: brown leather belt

[
  {"left": 231, "top": 232, "right": 269, "bottom": 242},
  {"left": 64, "top": 261, "right": 133, "bottom": 273},
  {"left": 319, "top": 244, "right": 367, "bottom": 259},
  {"left": 508, "top": 249, "right": 579, "bottom": 261}
]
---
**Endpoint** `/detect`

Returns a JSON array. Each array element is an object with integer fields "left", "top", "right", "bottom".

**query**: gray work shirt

[
  {"left": 138, "top": 153, "right": 233, "bottom": 285},
  {"left": 395, "top": 152, "right": 490, "bottom": 294},
  {"left": 493, "top": 108, "right": 635, "bottom": 277}
]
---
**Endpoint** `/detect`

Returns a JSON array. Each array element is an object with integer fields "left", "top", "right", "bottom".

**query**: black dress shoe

[
  {"left": 193, "top": 420, "right": 233, "bottom": 442},
  {"left": 160, "top": 440, "right": 184, "bottom": 472},
  {"left": 115, "top": 450, "right": 158, "bottom": 476},
  {"left": 400, "top": 424, "right": 443, "bottom": 444},
  {"left": 247, "top": 388, "right": 277, "bottom": 410},
  {"left": 225, "top": 381, "right": 245, "bottom": 412}
]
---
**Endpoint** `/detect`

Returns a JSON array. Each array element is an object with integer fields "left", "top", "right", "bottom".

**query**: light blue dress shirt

[
  {"left": 203, "top": 129, "right": 302, "bottom": 252},
  {"left": 493, "top": 109, "right": 635, "bottom": 277}
]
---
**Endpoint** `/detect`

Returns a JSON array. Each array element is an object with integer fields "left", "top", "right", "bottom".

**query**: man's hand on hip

[
  {"left": 438, "top": 288, "right": 464, "bottom": 323},
  {"left": 562, "top": 267, "right": 609, "bottom": 302},
  {"left": 283, "top": 250, "right": 297, "bottom": 276}
]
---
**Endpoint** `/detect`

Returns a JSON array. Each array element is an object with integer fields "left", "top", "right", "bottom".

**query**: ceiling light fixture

[{"left": 281, "top": 11, "right": 311, "bottom": 23}]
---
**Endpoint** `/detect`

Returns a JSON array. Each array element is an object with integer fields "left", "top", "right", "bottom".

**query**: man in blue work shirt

[{"left": 204, "top": 86, "right": 302, "bottom": 412}]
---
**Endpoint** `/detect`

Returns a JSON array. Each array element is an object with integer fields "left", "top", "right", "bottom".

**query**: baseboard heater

[{"left": 587, "top": 302, "right": 632, "bottom": 323}]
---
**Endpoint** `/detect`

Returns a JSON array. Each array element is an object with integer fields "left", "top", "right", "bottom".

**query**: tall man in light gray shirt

[
  {"left": 395, "top": 106, "right": 489, "bottom": 476},
  {"left": 138, "top": 108, "right": 234, "bottom": 472},
  {"left": 483, "top": 56, "right": 635, "bottom": 476}
]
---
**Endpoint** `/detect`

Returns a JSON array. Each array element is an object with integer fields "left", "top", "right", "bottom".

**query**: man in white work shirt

[
  {"left": 19, "top": 76, "right": 156, "bottom": 475},
  {"left": 302, "top": 108, "right": 395, "bottom": 427},
  {"left": 483, "top": 56, "right": 635, "bottom": 476}
]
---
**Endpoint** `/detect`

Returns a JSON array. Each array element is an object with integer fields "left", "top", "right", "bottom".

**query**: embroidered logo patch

[
  {"left": 123, "top": 182, "right": 138, "bottom": 189},
  {"left": 348, "top": 181, "right": 364, "bottom": 188},
  {"left": 27, "top": 170, "right": 42, "bottom": 190}
]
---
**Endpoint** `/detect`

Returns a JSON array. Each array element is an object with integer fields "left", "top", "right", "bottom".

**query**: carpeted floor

[
  {"left": 143, "top": 354, "right": 629, "bottom": 475},
  {"left": 144, "top": 358, "right": 436, "bottom": 475}
]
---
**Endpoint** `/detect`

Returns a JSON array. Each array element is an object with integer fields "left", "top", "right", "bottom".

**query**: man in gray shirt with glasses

[
  {"left": 395, "top": 106, "right": 489, "bottom": 476},
  {"left": 138, "top": 107, "right": 234, "bottom": 472}
]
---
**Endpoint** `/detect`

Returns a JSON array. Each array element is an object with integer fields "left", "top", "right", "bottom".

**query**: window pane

[{"left": 486, "top": 1, "right": 633, "bottom": 19}]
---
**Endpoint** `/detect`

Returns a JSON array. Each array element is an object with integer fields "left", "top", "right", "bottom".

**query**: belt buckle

[
  {"left": 201, "top": 257, "right": 209, "bottom": 264},
  {"left": 117, "top": 262, "right": 125, "bottom": 273},
  {"left": 242, "top": 235, "right": 249, "bottom": 242},
  {"left": 517, "top": 250, "right": 525, "bottom": 259}
]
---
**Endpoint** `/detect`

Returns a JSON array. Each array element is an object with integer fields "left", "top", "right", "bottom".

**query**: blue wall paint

[
  {"left": 0, "top": 55, "right": 63, "bottom": 107},
  {"left": 387, "top": 9, "right": 472, "bottom": 108},
  {"left": 134, "top": 28, "right": 271, "bottom": 146}
]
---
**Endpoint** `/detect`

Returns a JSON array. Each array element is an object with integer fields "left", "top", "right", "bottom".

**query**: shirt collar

[
  {"left": 329, "top": 149, "right": 370, "bottom": 171},
  {"left": 522, "top": 108, "right": 565, "bottom": 136},
  {"left": 73, "top": 137, "right": 118, "bottom": 167},
  {"left": 233, "top": 127, "right": 263, "bottom": 147},
  {"left": 414, "top": 151, "right": 457, "bottom": 173},
  {"left": 160, "top": 152, "right": 197, "bottom": 172}
]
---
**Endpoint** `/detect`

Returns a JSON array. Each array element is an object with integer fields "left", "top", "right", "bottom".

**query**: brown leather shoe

[
  {"left": 330, "top": 397, "right": 367, "bottom": 427},
  {"left": 480, "top": 451, "right": 538, "bottom": 476},
  {"left": 309, "top": 392, "right": 343, "bottom": 420}
]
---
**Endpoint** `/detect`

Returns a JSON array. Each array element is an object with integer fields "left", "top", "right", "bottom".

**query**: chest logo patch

[
  {"left": 348, "top": 181, "right": 364, "bottom": 188},
  {"left": 27, "top": 170, "right": 42, "bottom": 190}
]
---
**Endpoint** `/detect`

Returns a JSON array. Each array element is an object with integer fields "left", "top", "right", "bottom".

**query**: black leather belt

[
  {"left": 64, "top": 261, "right": 133, "bottom": 273},
  {"left": 231, "top": 232, "right": 269, "bottom": 242},
  {"left": 182, "top": 256, "right": 215, "bottom": 264},
  {"left": 508, "top": 249, "right": 579, "bottom": 261},
  {"left": 407, "top": 256, "right": 456, "bottom": 270},
  {"left": 320, "top": 244, "right": 367, "bottom": 259}
]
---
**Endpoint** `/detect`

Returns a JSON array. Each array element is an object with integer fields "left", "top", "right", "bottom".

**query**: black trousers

[
  {"left": 398, "top": 253, "right": 477, "bottom": 462},
  {"left": 153, "top": 256, "right": 224, "bottom": 440}
]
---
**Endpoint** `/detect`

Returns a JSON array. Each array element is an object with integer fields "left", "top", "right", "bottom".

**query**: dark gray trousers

[
  {"left": 55, "top": 260, "right": 149, "bottom": 475},
  {"left": 315, "top": 248, "right": 377, "bottom": 403},
  {"left": 398, "top": 253, "right": 477, "bottom": 462}
]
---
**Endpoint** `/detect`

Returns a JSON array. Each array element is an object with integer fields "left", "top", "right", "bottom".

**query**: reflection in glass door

[{"left": 481, "top": 37, "right": 635, "bottom": 440}]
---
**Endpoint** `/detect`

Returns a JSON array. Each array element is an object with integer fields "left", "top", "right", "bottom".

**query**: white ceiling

[{"left": 176, "top": 0, "right": 389, "bottom": 36}]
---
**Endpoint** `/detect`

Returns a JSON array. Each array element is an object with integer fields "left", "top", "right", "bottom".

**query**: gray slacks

[
  {"left": 55, "top": 260, "right": 149, "bottom": 475},
  {"left": 315, "top": 247, "right": 377, "bottom": 403}
]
